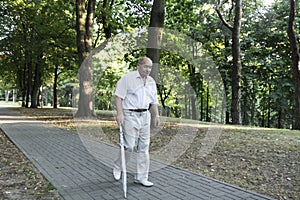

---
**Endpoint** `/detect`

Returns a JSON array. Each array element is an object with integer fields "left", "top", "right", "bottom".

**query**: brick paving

[{"left": 0, "top": 107, "right": 276, "bottom": 200}]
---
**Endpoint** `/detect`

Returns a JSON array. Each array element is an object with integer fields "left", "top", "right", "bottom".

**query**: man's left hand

[{"left": 153, "top": 116, "right": 160, "bottom": 127}]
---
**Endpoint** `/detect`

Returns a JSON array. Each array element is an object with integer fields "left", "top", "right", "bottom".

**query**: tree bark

[
  {"left": 287, "top": 0, "right": 300, "bottom": 130},
  {"left": 147, "top": 0, "right": 165, "bottom": 123},
  {"left": 101, "top": 0, "right": 114, "bottom": 39},
  {"left": 5, "top": 90, "right": 10, "bottom": 102},
  {"left": 21, "top": 66, "right": 26, "bottom": 107},
  {"left": 277, "top": 108, "right": 282, "bottom": 129},
  {"left": 30, "top": 57, "right": 42, "bottom": 108},
  {"left": 188, "top": 64, "right": 197, "bottom": 120},
  {"left": 200, "top": 90, "right": 204, "bottom": 121},
  {"left": 147, "top": 0, "right": 165, "bottom": 81},
  {"left": 231, "top": 0, "right": 242, "bottom": 124},
  {"left": 216, "top": 0, "right": 243, "bottom": 125},
  {"left": 25, "top": 59, "right": 32, "bottom": 108},
  {"left": 29, "top": 49, "right": 43, "bottom": 109},
  {"left": 75, "top": 0, "right": 97, "bottom": 118},
  {"left": 224, "top": 35, "right": 231, "bottom": 124},
  {"left": 206, "top": 85, "right": 210, "bottom": 122},
  {"left": 53, "top": 65, "right": 58, "bottom": 108},
  {"left": 22, "top": 22, "right": 31, "bottom": 108}
]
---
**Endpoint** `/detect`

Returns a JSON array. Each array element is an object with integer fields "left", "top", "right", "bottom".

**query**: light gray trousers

[{"left": 114, "top": 110, "right": 151, "bottom": 181}]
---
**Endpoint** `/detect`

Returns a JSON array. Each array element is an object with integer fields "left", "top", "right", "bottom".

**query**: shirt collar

[{"left": 135, "top": 70, "right": 143, "bottom": 79}]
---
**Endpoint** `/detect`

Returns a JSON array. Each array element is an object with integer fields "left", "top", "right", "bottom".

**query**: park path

[{"left": 0, "top": 106, "right": 276, "bottom": 200}]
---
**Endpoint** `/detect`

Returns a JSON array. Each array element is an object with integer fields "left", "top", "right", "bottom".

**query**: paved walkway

[{"left": 0, "top": 106, "right": 276, "bottom": 200}]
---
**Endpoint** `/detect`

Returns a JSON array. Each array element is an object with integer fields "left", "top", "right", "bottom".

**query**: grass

[
  {"left": 0, "top": 101, "right": 21, "bottom": 106},
  {"left": 4, "top": 107, "right": 300, "bottom": 200}
]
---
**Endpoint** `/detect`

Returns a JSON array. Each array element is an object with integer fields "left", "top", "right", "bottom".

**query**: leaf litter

[{"left": 4, "top": 107, "right": 300, "bottom": 200}]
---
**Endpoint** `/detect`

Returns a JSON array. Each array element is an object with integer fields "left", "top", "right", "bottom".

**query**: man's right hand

[{"left": 116, "top": 113, "right": 124, "bottom": 126}]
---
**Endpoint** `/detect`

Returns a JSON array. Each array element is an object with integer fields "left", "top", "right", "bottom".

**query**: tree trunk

[
  {"left": 17, "top": 67, "right": 26, "bottom": 106},
  {"left": 22, "top": 22, "right": 31, "bottom": 108},
  {"left": 191, "top": 95, "right": 197, "bottom": 120},
  {"left": 147, "top": 0, "right": 165, "bottom": 125},
  {"left": 206, "top": 85, "right": 210, "bottom": 122},
  {"left": 287, "top": 0, "right": 300, "bottom": 130},
  {"left": 200, "top": 91, "right": 204, "bottom": 121},
  {"left": 277, "top": 108, "right": 282, "bottom": 129},
  {"left": 231, "top": 0, "right": 242, "bottom": 125},
  {"left": 37, "top": 88, "right": 41, "bottom": 107},
  {"left": 101, "top": 0, "right": 114, "bottom": 39},
  {"left": 261, "top": 113, "right": 265, "bottom": 127},
  {"left": 267, "top": 107, "right": 271, "bottom": 128},
  {"left": 188, "top": 63, "right": 198, "bottom": 120},
  {"left": 75, "top": 0, "right": 97, "bottom": 118},
  {"left": 185, "top": 93, "right": 188, "bottom": 118},
  {"left": 224, "top": 35, "right": 230, "bottom": 124},
  {"left": 53, "top": 65, "right": 58, "bottom": 108},
  {"left": 216, "top": 0, "right": 243, "bottom": 125},
  {"left": 21, "top": 66, "right": 26, "bottom": 107},
  {"left": 25, "top": 60, "right": 32, "bottom": 108},
  {"left": 12, "top": 89, "right": 17, "bottom": 103},
  {"left": 30, "top": 59, "right": 42, "bottom": 108},
  {"left": 147, "top": 0, "right": 165, "bottom": 81},
  {"left": 5, "top": 90, "right": 10, "bottom": 102}
]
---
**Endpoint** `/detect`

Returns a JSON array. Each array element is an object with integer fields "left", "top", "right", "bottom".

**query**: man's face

[{"left": 138, "top": 59, "right": 152, "bottom": 78}]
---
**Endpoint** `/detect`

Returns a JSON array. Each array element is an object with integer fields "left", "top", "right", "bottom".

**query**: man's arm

[
  {"left": 150, "top": 104, "right": 160, "bottom": 127},
  {"left": 115, "top": 95, "right": 124, "bottom": 125}
]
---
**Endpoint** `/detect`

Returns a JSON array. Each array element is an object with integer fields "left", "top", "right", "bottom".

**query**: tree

[
  {"left": 0, "top": 0, "right": 77, "bottom": 108},
  {"left": 75, "top": 0, "right": 97, "bottom": 117},
  {"left": 216, "top": 0, "right": 243, "bottom": 124},
  {"left": 1, "top": 0, "right": 298, "bottom": 130},
  {"left": 2, "top": 1, "right": 49, "bottom": 108},
  {"left": 147, "top": 0, "right": 165, "bottom": 81},
  {"left": 287, "top": 0, "right": 300, "bottom": 130}
]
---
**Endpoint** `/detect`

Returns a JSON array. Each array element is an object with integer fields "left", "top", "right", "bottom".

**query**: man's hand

[
  {"left": 116, "top": 112, "right": 124, "bottom": 126},
  {"left": 149, "top": 104, "right": 160, "bottom": 128},
  {"left": 153, "top": 115, "right": 160, "bottom": 127}
]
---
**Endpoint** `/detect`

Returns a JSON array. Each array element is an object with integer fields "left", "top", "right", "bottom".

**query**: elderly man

[{"left": 113, "top": 56, "right": 160, "bottom": 187}]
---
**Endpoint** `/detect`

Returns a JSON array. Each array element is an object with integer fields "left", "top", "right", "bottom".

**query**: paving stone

[{"left": 0, "top": 107, "right": 276, "bottom": 200}]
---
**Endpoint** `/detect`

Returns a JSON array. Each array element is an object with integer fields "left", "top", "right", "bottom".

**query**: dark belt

[{"left": 129, "top": 109, "right": 148, "bottom": 112}]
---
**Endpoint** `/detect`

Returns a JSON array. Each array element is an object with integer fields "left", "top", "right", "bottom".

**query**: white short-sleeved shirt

[{"left": 115, "top": 70, "right": 158, "bottom": 109}]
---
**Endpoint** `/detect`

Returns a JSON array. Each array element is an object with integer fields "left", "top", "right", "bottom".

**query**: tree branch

[{"left": 216, "top": 4, "right": 233, "bottom": 31}]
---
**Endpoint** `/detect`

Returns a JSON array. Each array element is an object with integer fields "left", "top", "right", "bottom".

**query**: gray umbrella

[{"left": 119, "top": 126, "right": 127, "bottom": 198}]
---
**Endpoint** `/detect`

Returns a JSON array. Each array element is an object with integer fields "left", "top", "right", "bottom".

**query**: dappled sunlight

[{"left": 2, "top": 107, "right": 299, "bottom": 199}]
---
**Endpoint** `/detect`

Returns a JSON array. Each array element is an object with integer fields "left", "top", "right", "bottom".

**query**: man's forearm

[
  {"left": 115, "top": 96, "right": 124, "bottom": 125},
  {"left": 150, "top": 104, "right": 159, "bottom": 117},
  {"left": 150, "top": 104, "right": 160, "bottom": 127},
  {"left": 115, "top": 96, "right": 123, "bottom": 114}
]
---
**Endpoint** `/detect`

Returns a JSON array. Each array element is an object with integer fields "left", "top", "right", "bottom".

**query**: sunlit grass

[{"left": 7, "top": 107, "right": 300, "bottom": 200}]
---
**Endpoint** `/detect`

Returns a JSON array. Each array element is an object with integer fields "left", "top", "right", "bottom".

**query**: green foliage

[
  {"left": 0, "top": 0, "right": 76, "bottom": 106},
  {"left": 95, "top": 62, "right": 127, "bottom": 110},
  {"left": 0, "top": 0, "right": 299, "bottom": 128},
  {"left": 238, "top": 0, "right": 297, "bottom": 128}
]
